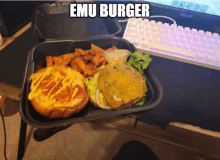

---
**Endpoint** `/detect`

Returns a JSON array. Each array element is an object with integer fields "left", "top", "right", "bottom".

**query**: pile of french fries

[{"left": 46, "top": 44, "right": 117, "bottom": 77}]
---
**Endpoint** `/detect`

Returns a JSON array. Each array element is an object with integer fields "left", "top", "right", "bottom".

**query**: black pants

[{"left": 113, "top": 141, "right": 159, "bottom": 160}]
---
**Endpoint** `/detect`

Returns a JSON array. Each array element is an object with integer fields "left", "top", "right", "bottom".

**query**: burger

[{"left": 28, "top": 66, "right": 89, "bottom": 118}]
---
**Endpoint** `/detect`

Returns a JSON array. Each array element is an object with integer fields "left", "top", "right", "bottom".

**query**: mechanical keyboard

[{"left": 123, "top": 18, "right": 220, "bottom": 70}]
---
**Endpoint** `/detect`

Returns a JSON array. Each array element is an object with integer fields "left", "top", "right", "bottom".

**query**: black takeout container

[{"left": 19, "top": 3, "right": 163, "bottom": 128}]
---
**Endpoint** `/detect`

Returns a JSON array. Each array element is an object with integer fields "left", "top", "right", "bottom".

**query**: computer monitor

[{"left": 143, "top": 0, "right": 220, "bottom": 16}]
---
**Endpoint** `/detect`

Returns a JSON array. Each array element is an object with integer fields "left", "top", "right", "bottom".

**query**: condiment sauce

[
  {"left": 103, "top": 49, "right": 130, "bottom": 65},
  {"left": 28, "top": 67, "right": 83, "bottom": 106}
]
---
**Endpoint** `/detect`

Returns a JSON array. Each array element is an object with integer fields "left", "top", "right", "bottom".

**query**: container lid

[{"left": 32, "top": 2, "right": 122, "bottom": 41}]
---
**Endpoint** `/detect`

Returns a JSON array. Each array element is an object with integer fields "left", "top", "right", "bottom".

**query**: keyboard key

[
  {"left": 140, "top": 42, "right": 149, "bottom": 49},
  {"left": 180, "top": 33, "right": 186, "bottom": 37},
  {"left": 177, "top": 43, "right": 183, "bottom": 48},
  {"left": 130, "top": 18, "right": 136, "bottom": 23},
  {"left": 133, "top": 41, "right": 141, "bottom": 47},
  {"left": 156, "top": 22, "right": 163, "bottom": 27},
  {"left": 143, "top": 19, "right": 149, "bottom": 23},
  {"left": 210, "top": 39, "right": 215, "bottom": 43},
  {"left": 207, "top": 56, "right": 214, "bottom": 63},
  {"left": 167, "top": 35, "right": 172, "bottom": 40},
  {"left": 192, "top": 28, "right": 197, "bottom": 33},
  {"left": 199, "top": 30, "right": 204, "bottom": 35},
  {"left": 145, "top": 30, "right": 151, "bottom": 36},
  {"left": 164, "top": 23, "right": 169, "bottom": 28},
  {"left": 167, "top": 30, "right": 171, "bottom": 34},
  {"left": 196, "top": 41, "right": 201, "bottom": 46},
  {"left": 213, "top": 33, "right": 219, "bottom": 38},
  {"left": 160, "top": 34, "right": 165, "bottom": 38},
  {"left": 178, "top": 26, "right": 183, "bottom": 31},
  {"left": 155, "top": 38, "right": 161, "bottom": 43},
  {"left": 124, "top": 36, "right": 132, "bottom": 41},
  {"left": 136, "top": 18, "right": 143, "bottom": 23},
  {"left": 150, "top": 20, "right": 156, "bottom": 25},
  {"left": 206, "top": 31, "right": 211, "bottom": 36},
  {"left": 216, "top": 58, "right": 220, "bottom": 64},
  {"left": 174, "top": 31, "right": 178, "bottom": 35},
  {"left": 163, "top": 40, "right": 168, "bottom": 45},
  {"left": 149, "top": 37, "right": 155, "bottom": 42},
  {"left": 188, "top": 34, "right": 193, "bottom": 39},
  {"left": 211, "top": 45, "right": 216, "bottom": 49},
  {"left": 197, "top": 53, "right": 205, "bottom": 60},
  {"left": 204, "top": 43, "right": 209, "bottom": 47},
  {"left": 171, "top": 24, "right": 177, "bottom": 29},
  {"left": 150, "top": 43, "right": 195, "bottom": 58},
  {"left": 185, "top": 27, "right": 190, "bottom": 32},
  {"left": 192, "top": 47, "right": 197, "bottom": 51},
  {"left": 200, "top": 48, "right": 205, "bottom": 53},
  {"left": 202, "top": 37, "right": 207, "bottom": 41},
  {"left": 159, "top": 28, "right": 164, "bottom": 33},
  {"left": 195, "top": 36, "right": 200, "bottom": 40},
  {"left": 207, "top": 50, "right": 212, "bottom": 54},
  {"left": 215, "top": 51, "right": 220, "bottom": 55},
  {"left": 154, "top": 32, "right": 159, "bottom": 37},
  {"left": 170, "top": 41, "right": 175, "bottom": 46},
  {"left": 175, "top": 36, "right": 179, "bottom": 41},
  {"left": 188, "top": 39, "right": 194, "bottom": 44},
  {"left": 182, "top": 39, "right": 187, "bottom": 43},
  {"left": 184, "top": 45, "right": 190, "bottom": 50}
]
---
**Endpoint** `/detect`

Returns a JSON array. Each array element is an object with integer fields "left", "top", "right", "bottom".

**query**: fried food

[
  {"left": 74, "top": 57, "right": 94, "bottom": 76},
  {"left": 45, "top": 44, "right": 117, "bottom": 78},
  {"left": 84, "top": 55, "right": 94, "bottom": 61},
  {"left": 75, "top": 48, "right": 86, "bottom": 56},
  {"left": 92, "top": 55, "right": 105, "bottom": 66},
  {"left": 28, "top": 66, "right": 89, "bottom": 118},
  {"left": 91, "top": 44, "right": 105, "bottom": 52},
  {"left": 70, "top": 60, "right": 83, "bottom": 74},
  {"left": 46, "top": 56, "right": 53, "bottom": 67}
]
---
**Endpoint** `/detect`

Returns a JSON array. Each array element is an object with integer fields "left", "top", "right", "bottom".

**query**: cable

[
  {"left": 149, "top": 15, "right": 177, "bottom": 25},
  {"left": 0, "top": 109, "right": 7, "bottom": 160},
  {"left": 118, "top": 19, "right": 128, "bottom": 23},
  {"left": 113, "top": 22, "right": 123, "bottom": 35},
  {"left": 118, "top": 15, "right": 177, "bottom": 25}
]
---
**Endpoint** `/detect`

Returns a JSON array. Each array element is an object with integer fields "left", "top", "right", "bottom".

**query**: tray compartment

[{"left": 20, "top": 37, "right": 163, "bottom": 128}]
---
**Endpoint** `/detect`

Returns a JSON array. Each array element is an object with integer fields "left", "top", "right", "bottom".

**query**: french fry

[
  {"left": 92, "top": 55, "right": 105, "bottom": 66},
  {"left": 84, "top": 55, "right": 94, "bottom": 61},
  {"left": 70, "top": 60, "right": 83, "bottom": 73},
  {"left": 91, "top": 44, "right": 105, "bottom": 53},
  {"left": 74, "top": 57, "right": 94, "bottom": 76},
  {"left": 75, "top": 48, "right": 86, "bottom": 56},
  {"left": 88, "top": 50, "right": 96, "bottom": 56},
  {"left": 46, "top": 56, "right": 54, "bottom": 67},
  {"left": 53, "top": 56, "right": 64, "bottom": 66}
]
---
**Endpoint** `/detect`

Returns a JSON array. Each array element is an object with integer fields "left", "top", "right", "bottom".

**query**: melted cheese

[{"left": 28, "top": 67, "right": 79, "bottom": 106}]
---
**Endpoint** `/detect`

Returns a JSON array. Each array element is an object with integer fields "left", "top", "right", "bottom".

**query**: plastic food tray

[{"left": 19, "top": 2, "right": 163, "bottom": 128}]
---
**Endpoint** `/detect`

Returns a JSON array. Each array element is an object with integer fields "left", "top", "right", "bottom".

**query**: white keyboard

[{"left": 123, "top": 18, "right": 220, "bottom": 71}]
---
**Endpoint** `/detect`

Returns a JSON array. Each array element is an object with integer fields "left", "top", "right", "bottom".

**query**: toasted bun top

[
  {"left": 28, "top": 66, "right": 87, "bottom": 108},
  {"left": 97, "top": 64, "right": 146, "bottom": 108}
]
